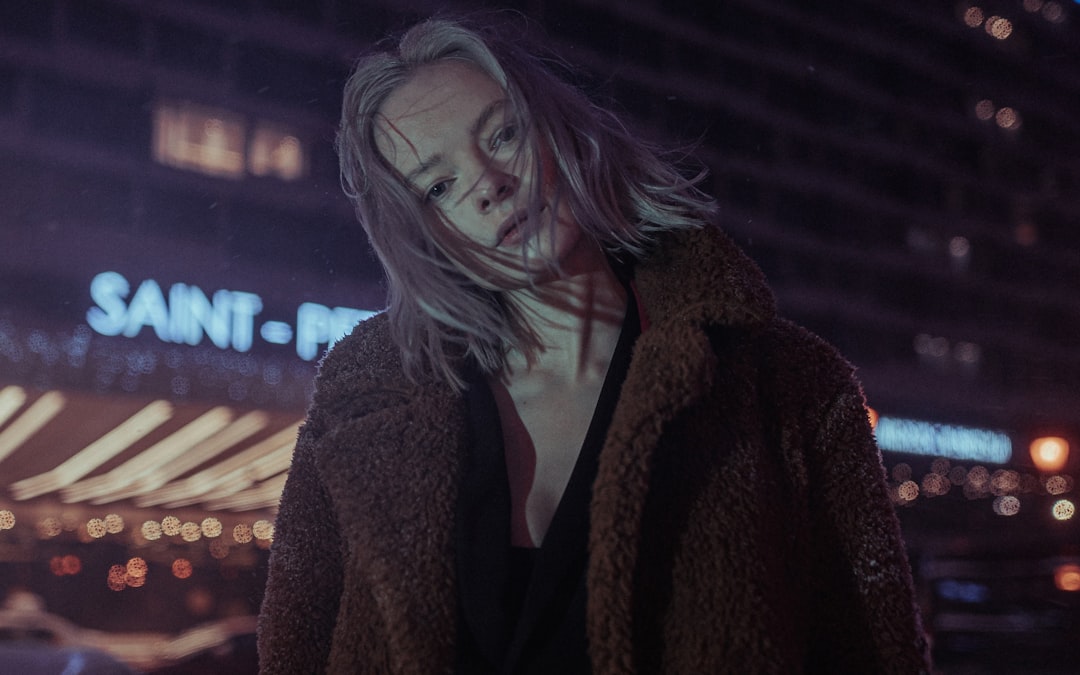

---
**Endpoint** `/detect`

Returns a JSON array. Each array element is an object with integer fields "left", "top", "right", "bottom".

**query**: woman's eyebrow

[
  {"left": 406, "top": 154, "right": 443, "bottom": 185},
  {"left": 403, "top": 99, "right": 509, "bottom": 186},
  {"left": 470, "top": 99, "right": 507, "bottom": 138}
]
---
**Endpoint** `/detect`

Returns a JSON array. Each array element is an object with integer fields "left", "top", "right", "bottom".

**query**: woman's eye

[
  {"left": 425, "top": 181, "right": 450, "bottom": 203},
  {"left": 491, "top": 124, "right": 518, "bottom": 150}
]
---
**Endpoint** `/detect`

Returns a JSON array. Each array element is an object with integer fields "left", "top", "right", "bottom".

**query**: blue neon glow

[
  {"left": 875, "top": 416, "right": 1012, "bottom": 463},
  {"left": 87, "top": 271, "right": 377, "bottom": 361},
  {"left": 937, "top": 579, "right": 990, "bottom": 604},
  {"left": 260, "top": 321, "right": 294, "bottom": 345}
]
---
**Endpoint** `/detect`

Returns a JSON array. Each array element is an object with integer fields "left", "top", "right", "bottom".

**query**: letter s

[{"left": 86, "top": 271, "right": 130, "bottom": 336}]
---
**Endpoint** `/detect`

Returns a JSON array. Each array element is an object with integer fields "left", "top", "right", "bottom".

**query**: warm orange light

[
  {"left": 867, "top": 407, "right": 879, "bottom": 429},
  {"left": 1054, "top": 564, "right": 1080, "bottom": 592},
  {"left": 1030, "top": 437, "right": 1070, "bottom": 472},
  {"left": 172, "top": 558, "right": 193, "bottom": 579}
]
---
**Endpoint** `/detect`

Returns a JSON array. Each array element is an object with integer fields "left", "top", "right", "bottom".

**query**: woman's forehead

[{"left": 375, "top": 61, "right": 506, "bottom": 169}]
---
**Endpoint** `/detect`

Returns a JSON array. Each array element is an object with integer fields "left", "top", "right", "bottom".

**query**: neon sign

[
  {"left": 875, "top": 415, "right": 1012, "bottom": 463},
  {"left": 86, "top": 271, "right": 376, "bottom": 360}
]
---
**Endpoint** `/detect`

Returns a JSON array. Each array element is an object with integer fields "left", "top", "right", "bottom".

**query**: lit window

[
  {"left": 250, "top": 124, "right": 306, "bottom": 181},
  {"left": 153, "top": 101, "right": 246, "bottom": 179}
]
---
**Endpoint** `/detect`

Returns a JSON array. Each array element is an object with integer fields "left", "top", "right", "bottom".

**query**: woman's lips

[
  {"left": 498, "top": 222, "right": 522, "bottom": 247},
  {"left": 496, "top": 210, "right": 527, "bottom": 247},
  {"left": 496, "top": 206, "right": 545, "bottom": 248}
]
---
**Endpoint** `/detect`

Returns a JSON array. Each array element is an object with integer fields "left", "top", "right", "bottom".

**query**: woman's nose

[{"left": 475, "top": 170, "right": 517, "bottom": 213}]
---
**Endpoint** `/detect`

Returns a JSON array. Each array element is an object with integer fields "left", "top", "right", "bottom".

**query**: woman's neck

[{"left": 500, "top": 242, "right": 627, "bottom": 385}]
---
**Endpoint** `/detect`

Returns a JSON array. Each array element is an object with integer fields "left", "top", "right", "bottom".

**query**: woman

[{"left": 257, "top": 17, "right": 930, "bottom": 674}]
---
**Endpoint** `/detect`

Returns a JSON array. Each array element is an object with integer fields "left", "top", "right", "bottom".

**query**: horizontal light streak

[
  {"left": 203, "top": 472, "right": 289, "bottom": 511},
  {"left": 135, "top": 420, "right": 300, "bottom": 508},
  {"left": 0, "top": 389, "right": 65, "bottom": 465},
  {"left": 0, "top": 385, "right": 28, "bottom": 429},
  {"left": 62, "top": 406, "right": 234, "bottom": 503},
  {"left": 11, "top": 400, "right": 174, "bottom": 500},
  {"left": 91, "top": 410, "right": 270, "bottom": 503}
]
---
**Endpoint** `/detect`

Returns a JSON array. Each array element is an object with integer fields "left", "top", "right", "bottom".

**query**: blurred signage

[
  {"left": 875, "top": 415, "right": 1012, "bottom": 463},
  {"left": 86, "top": 271, "right": 376, "bottom": 360}
]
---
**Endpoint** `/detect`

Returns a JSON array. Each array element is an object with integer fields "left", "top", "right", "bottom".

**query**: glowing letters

[
  {"left": 86, "top": 271, "right": 376, "bottom": 360},
  {"left": 875, "top": 416, "right": 1012, "bottom": 463}
]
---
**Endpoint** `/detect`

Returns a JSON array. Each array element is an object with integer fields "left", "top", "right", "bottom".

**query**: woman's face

[{"left": 375, "top": 60, "right": 582, "bottom": 289}]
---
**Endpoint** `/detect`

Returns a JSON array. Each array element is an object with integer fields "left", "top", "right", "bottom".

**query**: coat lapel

[
  {"left": 586, "top": 225, "right": 776, "bottom": 672},
  {"left": 316, "top": 378, "right": 467, "bottom": 674}
]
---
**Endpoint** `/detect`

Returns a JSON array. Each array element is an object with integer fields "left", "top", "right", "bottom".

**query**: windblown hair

[{"left": 337, "top": 16, "right": 716, "bottom": 389}]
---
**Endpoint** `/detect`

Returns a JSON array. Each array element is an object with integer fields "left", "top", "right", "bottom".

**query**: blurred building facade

[{"left": 0, "top": 0, "right": 1078, "bottom": 671}]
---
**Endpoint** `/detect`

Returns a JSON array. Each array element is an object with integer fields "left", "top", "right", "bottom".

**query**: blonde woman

[{"left": 258, "top": 17, "right": 930, "bottom": 674}]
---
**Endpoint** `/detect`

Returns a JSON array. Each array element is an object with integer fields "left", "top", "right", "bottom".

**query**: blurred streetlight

[{"left": 1030, "top": 436, "right": 1070, "bottom": 473}]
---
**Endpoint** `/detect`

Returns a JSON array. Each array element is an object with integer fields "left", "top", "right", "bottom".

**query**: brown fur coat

[{"left": 257, "top": 226, "right": 930, "bottom": 673}]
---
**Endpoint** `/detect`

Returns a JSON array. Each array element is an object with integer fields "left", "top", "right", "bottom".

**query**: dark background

[{"left": 1, "top": 0, "right": 1078, "bottom": 671}]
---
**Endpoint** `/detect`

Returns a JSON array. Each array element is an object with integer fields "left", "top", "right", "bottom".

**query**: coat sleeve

[
  {"left": 257, "top": 420, "right": 344, "bottom": 673},
  {"left": 803, "top": 381, "right": 932, "bottom": 674}
]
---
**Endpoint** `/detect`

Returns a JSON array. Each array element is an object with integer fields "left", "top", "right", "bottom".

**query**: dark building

[{"left": 0, "top": 0, "right": 1078, "bottom": 671}]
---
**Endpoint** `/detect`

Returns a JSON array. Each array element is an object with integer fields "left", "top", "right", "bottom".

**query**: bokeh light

[
  {"left": 142, "top": 520, "right": 163, "bottom": 541},
  {"left": 1052, "top": 499, "right": 1075, "bottom": 521},
  {"left": 1055, "top": 564, "right": 1080, "bottom": 591},
  {"left": 172, "top": 558, "right": 193, "bottom": 579},
  {"left": 253, "top": 519, "right": 275, "bottom": 541},
  {"left": 201, "top": 517, "right": 223, "bottom": 538},
  {"left": 233, "top": 523, "right": 253, "bottom": 544},
  {"left": 104, "top": 513, "right": 124, "bottom": 535},
  {"left": 995, "top": 106, "right": 1021, "bottom": 130},
  {"left": 36, "top": 516, "right": 62, "bottom": 538},
  {"left": 985, "top": 16, "right": 1013, "bottom": 39},
  {"left": 162, "top": 516, "right": 181, "bottom": 536},
  {"left": 209, "top": 538, "right": 231, "bottom": 559},
  {"left": 126, "top": 557, "right": 148, "bottom": 578},
  {"left": 86, "top": 518, "right": 107, "bottom": 539},
  {"left": 1031, "top": 437, "right": 1070, "bottom": 473},
  {"left": 898, "top": 480, "right": 920, "bottom": 502},
  {"left": 993, "top": 495, "right": 1021, "bottom": 516},
  {"left": 1042, "top": 1, "right": 1064, "bottom": 23},
  {"left": 180, "top": 521, "right": 202, "bottom": 542},
  {"left": 107, "top": 565, "right": 127, "bottom": 591},
  {"left": 1046, "top": 475, "right": 1070, "bottom": 495}
]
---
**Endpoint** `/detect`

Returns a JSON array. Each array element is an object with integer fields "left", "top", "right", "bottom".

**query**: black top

[{"left": 455, "top": 295, "right": 641, "bottom": 675}]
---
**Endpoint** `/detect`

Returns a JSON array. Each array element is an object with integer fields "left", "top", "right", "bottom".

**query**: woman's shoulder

[
  {"left": 317, "top": 311, "right": 399, "bottom": 383},
  {"left": 749, "top": 317, "right": 866, "bottom": 423},
  {"left": 305, "top": 313, "right": 419, "bottom": 421}
]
